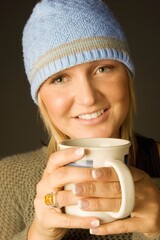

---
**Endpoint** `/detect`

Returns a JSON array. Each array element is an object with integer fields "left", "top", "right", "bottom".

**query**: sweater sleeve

[
  {"left": 0, "top": 148, "right": 47, "bottom": 240},
  {"left": 12, "top": 227, "right": 30, "bottom": 240},
  {"left": 135, "top": 134, "right": 160, "bottom": 177},
  {"left": 132, "top": 233, "right": 160, "bottom": 240},
  {"left": 0, "top": 157, "right": 32, "bottom": 240}
]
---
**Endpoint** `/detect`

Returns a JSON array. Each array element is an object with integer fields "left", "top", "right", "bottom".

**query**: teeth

[{"left": 79, "top": 109, "right": 104, "bottom": 120}]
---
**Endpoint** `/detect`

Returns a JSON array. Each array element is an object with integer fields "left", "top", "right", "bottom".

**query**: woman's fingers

[
  {"left": 42, "top": 166, "right": 119, "bottom": 192},
  {"left": 34, "top": 190, "right": 100, "bottom": 230},
  {"left": 51, "top": 213, "right": 100, "bottom": 229},
  {"left": 78, "top": 197, "right": 121, "bottom": 212},
  {"left": 90, "top": 216, "right": 160, "bottom": 237},
  {"left": 34, "top": 207, "right": 100, "bottom": 230},
  {"left": 44, "top": 148, "right": 119, "bottom": 179},
  {"left": 47, "top": 213, "right": 100, "bottom": 229},
  {"left": 72, "top": 181, "right": 121, "bottom": 198},
  {"left": 39, "top": 166, "right": 93, "bottom": 192},
  {"left": 90, "top": 217, "right": 143, "bottom": 235},
  {"left": 92, "top": 168, "right": 119, "bottom": 181},
  {"left": 47, "top": 190, "right": 79, "bottom": 208},
  {"left": 44, "top": 148, "right": 85, "bottom": 175},
  {"left": 72, "top": 181, "right": 121, "bottom": 211},
  {"left": 37, "top": 184, "right": 121, "bottom": 212}
]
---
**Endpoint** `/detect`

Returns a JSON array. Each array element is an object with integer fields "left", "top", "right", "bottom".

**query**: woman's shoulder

[
  {"left": 0, "top": 147, "right": 48, "bottom": 182},
  {"left": 0, "top": 146, "right": 48, "bottom": 163},
  {"left": 0, "top": 147, "right": 49, "bottom": 233},
  {"left": 135, "top": 134, "right": 160, "bottom": 177},
  {"left": 135, "top": 133, "right": 159, "bottom": 153}
]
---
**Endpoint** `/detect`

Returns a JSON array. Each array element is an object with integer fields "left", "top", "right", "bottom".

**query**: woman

[{"left": 0, "top": 0, "right": 160, "bottom": 239}]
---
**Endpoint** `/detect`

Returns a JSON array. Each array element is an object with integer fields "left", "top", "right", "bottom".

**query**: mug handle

[{"left": 104, "top": 159, "right": 135, "bottom": 219}]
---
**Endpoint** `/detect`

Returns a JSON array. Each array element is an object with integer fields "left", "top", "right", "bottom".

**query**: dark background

[{"left": 0, "top": 0, "right": 160, "bottom": 158}]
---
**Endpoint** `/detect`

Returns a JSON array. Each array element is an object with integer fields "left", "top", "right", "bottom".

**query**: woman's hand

[
  {"left": 73, "top": 166, "right": 160, "bottom": 238},
  {"left": 28, "top": 147, "right": 160, "bottom": 239},
  {"left": 28, "top": 148, "right": 100, "bottom": 240}
]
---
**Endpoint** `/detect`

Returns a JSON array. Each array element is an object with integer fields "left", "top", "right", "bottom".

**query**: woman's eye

[
  {"left": 96, "top": 65, "right": 113, "bottom": 74},
  {"left": 50, "top": 76, "right": 67, "bottom": 85}
]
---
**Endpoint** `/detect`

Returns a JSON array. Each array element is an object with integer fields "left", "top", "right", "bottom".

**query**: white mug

[{"left": 58, "top": 138, "right": 135, "bottom": 223}]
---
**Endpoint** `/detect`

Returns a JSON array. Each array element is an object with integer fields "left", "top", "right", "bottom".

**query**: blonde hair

[{"left": 37, "top": 68, "right": 136, "bottom": 165}]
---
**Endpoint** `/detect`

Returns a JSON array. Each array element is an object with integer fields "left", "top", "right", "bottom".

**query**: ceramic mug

[{"left": 58, "top": 138, "right": 135, "bottom": 223}]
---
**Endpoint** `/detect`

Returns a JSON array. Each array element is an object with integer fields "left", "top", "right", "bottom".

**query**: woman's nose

[{"left": 75, "top": 78, "right": 99, "bottom": 106}]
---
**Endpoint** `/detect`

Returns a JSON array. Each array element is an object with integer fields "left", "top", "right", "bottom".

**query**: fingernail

[
  {"left": 78, "top": 199, "right": 89, "bottom": 209},
  {"left": 90, "top": 219, "right": 100, "bottom": 228},
  {"left": 92, "top": 169, "right": 103, "bottom": 179},
  {"left": 90, "top": 228, "right": 99, "bottom": 235},
  {"left": 72, "top": 184, "right": 83, "bottom": 194},
  {"left": 75, "top": 148, "right": 84, "bottom": 156}
]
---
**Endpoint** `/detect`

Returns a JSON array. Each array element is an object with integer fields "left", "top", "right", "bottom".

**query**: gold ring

[{"left": 44, "top": 192, "right": 59, "bottom": 208}]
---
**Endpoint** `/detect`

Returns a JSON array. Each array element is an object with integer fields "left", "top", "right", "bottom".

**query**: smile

[{"left": 78, "top": 109, "right": 105, "bottom": 120}]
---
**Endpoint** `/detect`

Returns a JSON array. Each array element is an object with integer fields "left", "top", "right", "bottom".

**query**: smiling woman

[
  {"left": 0, "top": 0, "right": 160, "bottom": 240},
  {"left": 38, "top": 60, "right": 132, "bottom": 154}
]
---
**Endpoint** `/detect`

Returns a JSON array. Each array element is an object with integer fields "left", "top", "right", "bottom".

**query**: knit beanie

[{"left": 22, "top": 0, "right": 135, "bottom": 104}]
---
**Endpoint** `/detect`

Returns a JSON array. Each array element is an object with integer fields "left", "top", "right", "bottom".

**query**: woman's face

[{"left": 39, "top": 60, "right": 130, "bottom": 139}]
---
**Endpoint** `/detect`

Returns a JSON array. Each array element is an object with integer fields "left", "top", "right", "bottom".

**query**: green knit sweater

[{"left": 0, "top": 147, "right": 159, "bottom": 240}]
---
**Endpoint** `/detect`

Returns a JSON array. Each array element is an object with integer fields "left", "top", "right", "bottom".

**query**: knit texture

[
  {"left": 132, "top": 233, "right": 160, "bottom": 240},
  {"left": 0, "top": 148, "right": 47, "bottom": 240},
  {"left": 0, "top": 148, "right": 160, "bottom": 240},
  {"left": 22, "top": 0, "right": 135, "bottom": 103}
]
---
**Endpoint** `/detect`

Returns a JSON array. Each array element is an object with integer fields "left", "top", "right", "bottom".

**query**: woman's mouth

[{"left": 77, "top": 109, "right": 106, "bottom": 120}]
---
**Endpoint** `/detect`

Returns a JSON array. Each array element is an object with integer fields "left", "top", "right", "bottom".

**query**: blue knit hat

[{"left": 22, "top": 0, "right": 135, "bottom": 104}]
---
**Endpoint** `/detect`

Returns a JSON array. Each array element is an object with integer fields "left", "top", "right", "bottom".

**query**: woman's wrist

[{"left": 27, "top": 218, "right": 65, "bottom": 240}]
